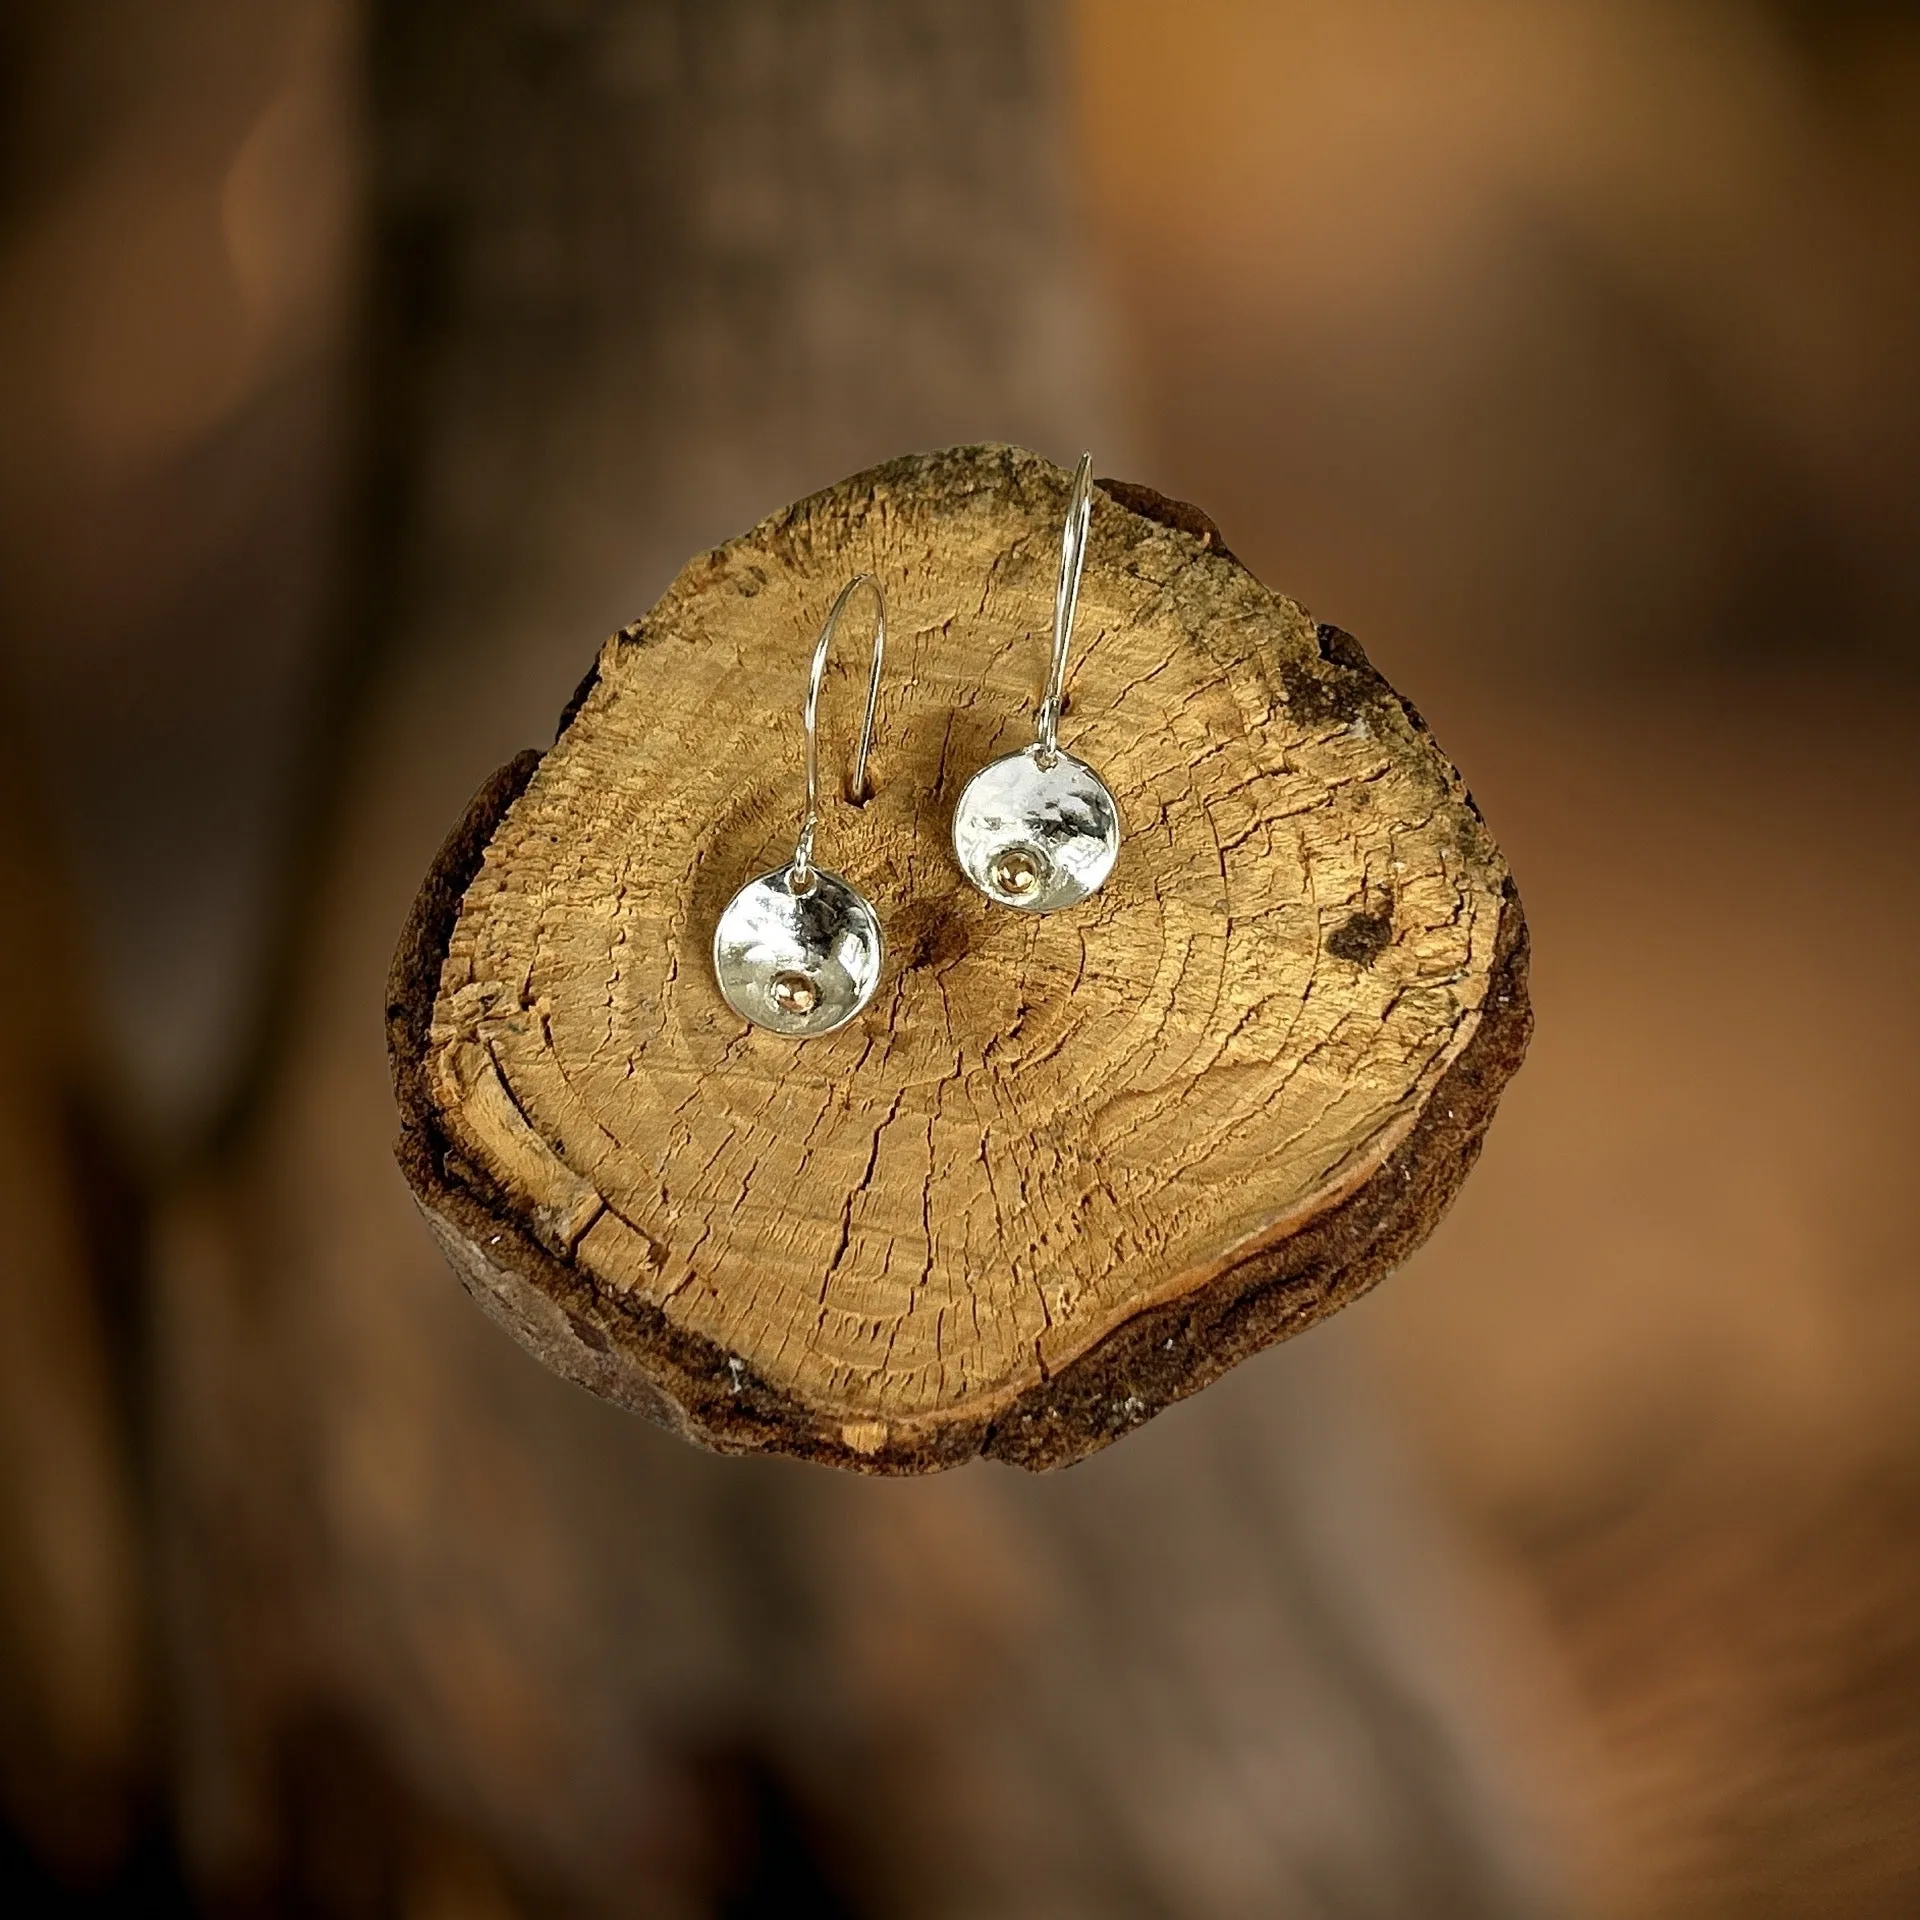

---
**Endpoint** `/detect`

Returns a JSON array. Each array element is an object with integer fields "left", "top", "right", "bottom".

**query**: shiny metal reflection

[
  {"left": 951, "top": 746, "right": 1121, "bottom": 912},
  {"left": 712, "top": 864, "right": 883, "bottom": 1036}
]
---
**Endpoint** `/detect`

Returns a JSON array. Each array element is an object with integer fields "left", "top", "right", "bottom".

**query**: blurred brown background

[{"left": 1, "top": 1, "right": 1916, "bottom": 1914}]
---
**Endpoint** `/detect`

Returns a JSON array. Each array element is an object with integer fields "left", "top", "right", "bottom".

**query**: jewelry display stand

[{"left": 388, "top": 444, "right": 1530, "bottom": 1471}]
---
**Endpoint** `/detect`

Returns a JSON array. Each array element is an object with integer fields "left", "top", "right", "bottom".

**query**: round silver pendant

[
  {"left": 951, "top": 747, "right": 1121, "bottom": 913},
  {"left": 712, "top": 864, "right": 883, "bottom": 1036}
]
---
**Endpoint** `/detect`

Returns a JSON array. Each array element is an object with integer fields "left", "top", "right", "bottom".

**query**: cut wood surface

[{"left": 390, "top": 444, "right": 1530, "bottom": 1471}]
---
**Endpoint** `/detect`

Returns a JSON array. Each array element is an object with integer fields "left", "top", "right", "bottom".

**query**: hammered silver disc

[
  {"left": 951, "top": 747, "right": 1121, "bottom": 912},
  {"left": 712, "top": 864, "right": 883, "bottom": 1036}
]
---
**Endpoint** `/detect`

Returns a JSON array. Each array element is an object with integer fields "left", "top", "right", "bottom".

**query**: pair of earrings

[{"left": 712, "top": 454, "right": 1122, "bottom": 1038}]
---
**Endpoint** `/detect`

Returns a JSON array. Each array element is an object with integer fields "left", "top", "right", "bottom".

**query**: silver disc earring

[
  {"left": 712, "top": 574, "right": 888, "bottom": 1037},
  {"left": 951, "top": 452, "right": 1121, "bottom": 912}
]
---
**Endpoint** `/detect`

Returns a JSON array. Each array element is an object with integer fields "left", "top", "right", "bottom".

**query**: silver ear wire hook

[
  {"left": 792, "top": 572, "right": 886, "bottom": 892},
  {"left": 712, "top": 572, "right": 891, "bottom": 1037},
  {"left": 1035, "top": 452, "right": 1092, "bottom": 766}
]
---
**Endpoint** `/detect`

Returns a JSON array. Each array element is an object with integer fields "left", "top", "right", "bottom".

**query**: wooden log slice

[{"left": 388, "top": 445, "right": 1531, "bottom": 1472}]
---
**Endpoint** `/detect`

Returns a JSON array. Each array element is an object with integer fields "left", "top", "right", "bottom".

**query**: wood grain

[{"left": 391, "top": 444, "right": 1530, "bottom": 1469}]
